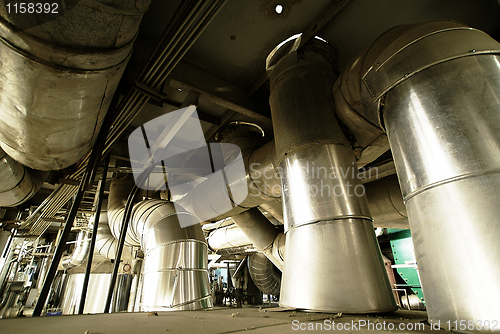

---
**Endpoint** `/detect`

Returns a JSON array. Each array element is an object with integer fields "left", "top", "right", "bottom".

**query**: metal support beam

[
  {"left": 170, "top": 79, "right": 272, "bottom": 126},
  {"left": 103, "top": 184, "right": 140, "bottom": 313},
  {"left": 32, "top": 96, "right": 117, "bottom": 317},
  {"left": 32, "top": 135, "right": 105, "bottom": 316},
  {"left": 78, "top": 155, "right": 110, "bottom": 314},
  {"left": 297, "top": 0, "right": 353, "bottom": 50}
]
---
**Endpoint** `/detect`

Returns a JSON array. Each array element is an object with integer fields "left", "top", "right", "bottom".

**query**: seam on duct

[
  {"left": 107, "top": 178, "right": 211, "bottom": 311},
  {"left": 0, "top": 1, "right": 148, "bottom": 173}
]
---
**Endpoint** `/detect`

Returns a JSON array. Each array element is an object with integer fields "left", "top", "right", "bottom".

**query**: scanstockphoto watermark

[
  {"left": 291, "top": 319, "right": 426, "bottom": 331},
  {"left": 249, "top": 162, "right": 379, "bottom": 198}
]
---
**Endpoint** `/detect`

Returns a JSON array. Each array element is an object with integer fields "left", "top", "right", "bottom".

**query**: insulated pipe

[
  {"left": 94, "top": 215, "right": 135, "bottom": 261},
  {"left": 335, "top": 20, "right": 500, "bottom": 329},
  {"left": 207, "top": 225, "right": 286, "bottom": 263},
  {"left": 207, "top": 224, "right": 252, "bottom": 251},
  {"left": 107, "top": 178, "right": 212, "bottom": 311},
  {"left": 365, "top": 175, "right": 408, "bottom": 229},
  {"left": 0, "top": 148, "right": 47, "bottom": 207},
  {"left": 174, "top": 138, "right": 282, "bottom": 222},
  {"left": 267, "top": 37, "right": 396, "bottom": 312},
  {"left": 58, "top": 230, "right": 91, "bottom": 271},
  {"left": 259, "top": 176, "right": 409, "bottom": 229},
  {"left": 231, "top": 208, "right": 284, "bottom": 270},
  {"left": 0, "top": 1, "right": 150, "bottom": 170}
]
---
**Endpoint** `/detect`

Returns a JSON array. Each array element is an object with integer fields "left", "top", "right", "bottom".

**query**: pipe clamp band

[{"left": 363, "top": 25, "right": 500, "bottom": 103}]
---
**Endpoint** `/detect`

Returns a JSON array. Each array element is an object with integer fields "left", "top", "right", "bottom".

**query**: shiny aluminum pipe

[
  {"left": 267, "top": 37, "right": 396, "bottom": 313},
  {"left": 365, "top": 175, "right": 408, "bottom": 229},
  {"left": 0, "top": 148, "right": 46, "bottom": 207},
  {"left": 174, "top": 138, "right": 282, "bottom": 222},
  {"left": 107, "top": 178, "right": 212, "bottom": 311},
  {"left": 0, "top": 1, "right": 150, "bottom": 171},
  {"left": 59, "top": 230, "right": 92, "bottom": 271},
  {"left": 231, "top": 208, "right": 284, "bottom": 270},
  {"left": 336, "top": 20, "right": 500, "bottom": 329},
  {"left": 257, "top": 175, "right": 408, "bottom": 229},
  {"left": 93, "top": 213, "right": 134, "bottom": 261},
  {"left": 207, "top": 224, "right": 252, "bottom": 251},
  {"left": 208, "top": 223, "right": 286, "bottom": 267}
]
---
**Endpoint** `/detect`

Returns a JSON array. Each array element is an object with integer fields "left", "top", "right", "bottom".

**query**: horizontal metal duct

[{"left": 0, "top": 1, "right": 150, "bottom": 171}]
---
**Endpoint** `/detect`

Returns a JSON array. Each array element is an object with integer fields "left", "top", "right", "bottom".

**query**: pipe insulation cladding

[
  {"left": 0, "top": 147, "right": 47, "bottom": 207},
  {"left": 267, "top": 36, "right": 396, "bottom": 312},
  {"left": 107, "top": 177, "right": 212, "bottom": 311},
  {"left": 334, "top": 20, "right": 500, "bottom": 330},
  {"left": 0, "top": 0, "right": 150, "bottom": 171}
]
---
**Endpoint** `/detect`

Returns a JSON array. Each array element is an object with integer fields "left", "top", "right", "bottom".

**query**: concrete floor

[{"left": 0, "top": 307, "right": 444, "bottom": 333}]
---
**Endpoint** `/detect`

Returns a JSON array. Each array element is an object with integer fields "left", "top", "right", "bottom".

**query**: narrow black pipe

[
  {"left": 103, "top": 183, "right": 139, "bottom": 313},
  {"left": 32, "top": 98, "right": 117, "bottom": 317},
  {"left": 32, "top": 145, "right": 103, "bottom": 316},
  {"left": 78, "top": 154, "right": 110, "bottom": 314},
  {"left": 103, "top": 156, "right": 157, "bottom": 313}
]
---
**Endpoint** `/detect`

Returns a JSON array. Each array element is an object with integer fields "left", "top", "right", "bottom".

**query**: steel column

[
  {"left": 78, "top": 154, "right": 110, "bottom": 314},
  {"left": 103, "top": 184, "right": 139, "bottom": 313},
  {"left": 32, "top": 138, "right": 104, "bottom": 316}
]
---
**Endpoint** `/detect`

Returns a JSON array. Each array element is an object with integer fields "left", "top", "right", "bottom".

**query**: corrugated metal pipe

[
  {"left": 267, "top": 35, "right": 396, "bottom": 312},
  {"left": 0, "top": 148, "right": 47, "bottom": 207},
  {"left": 333, "top": 20, "right": 500, "bottom": 329},
  {"left": 247, "top": 253, "right": 281, "bottom": 296},
  {"left": 231, "top": 208, "right": 284, "bottom": 270},
  {"left": 107, "top": 177, "right": 212, "bottom": 311}
]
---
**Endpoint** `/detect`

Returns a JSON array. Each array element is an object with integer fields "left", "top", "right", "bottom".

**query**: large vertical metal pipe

[
  {"left": 267, "top": 37, "right": 396, "bottom": 312},
  {"left": 335, "top": 20, "right": 500, "bottom": 330}
]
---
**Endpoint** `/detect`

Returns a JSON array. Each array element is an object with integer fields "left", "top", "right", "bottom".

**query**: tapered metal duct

[
  {"left": 267, "top": 37, "right": 396, "bottom": 312},
  {"left": 335, "top": 20, "right": 500, "bottom": 330},
  {"left": 107, "top": 178, "right": 212, "bottom": 311},
  {"left": 59, "top": 230, "right": 91, "bottom": 271}
]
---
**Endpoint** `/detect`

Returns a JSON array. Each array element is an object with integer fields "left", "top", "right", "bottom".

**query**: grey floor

[{"left": 0, "top": 307, "right": 443, "bottom": 333}]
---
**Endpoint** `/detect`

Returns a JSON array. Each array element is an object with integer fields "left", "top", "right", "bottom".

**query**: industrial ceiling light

[{"left": 275, "top": 4, "right": 283, "bottom": 14}]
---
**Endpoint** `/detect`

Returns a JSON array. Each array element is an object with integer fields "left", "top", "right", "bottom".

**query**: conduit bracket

[{"left": 131, "top": 80, "right": 168, "bottom": 102}]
